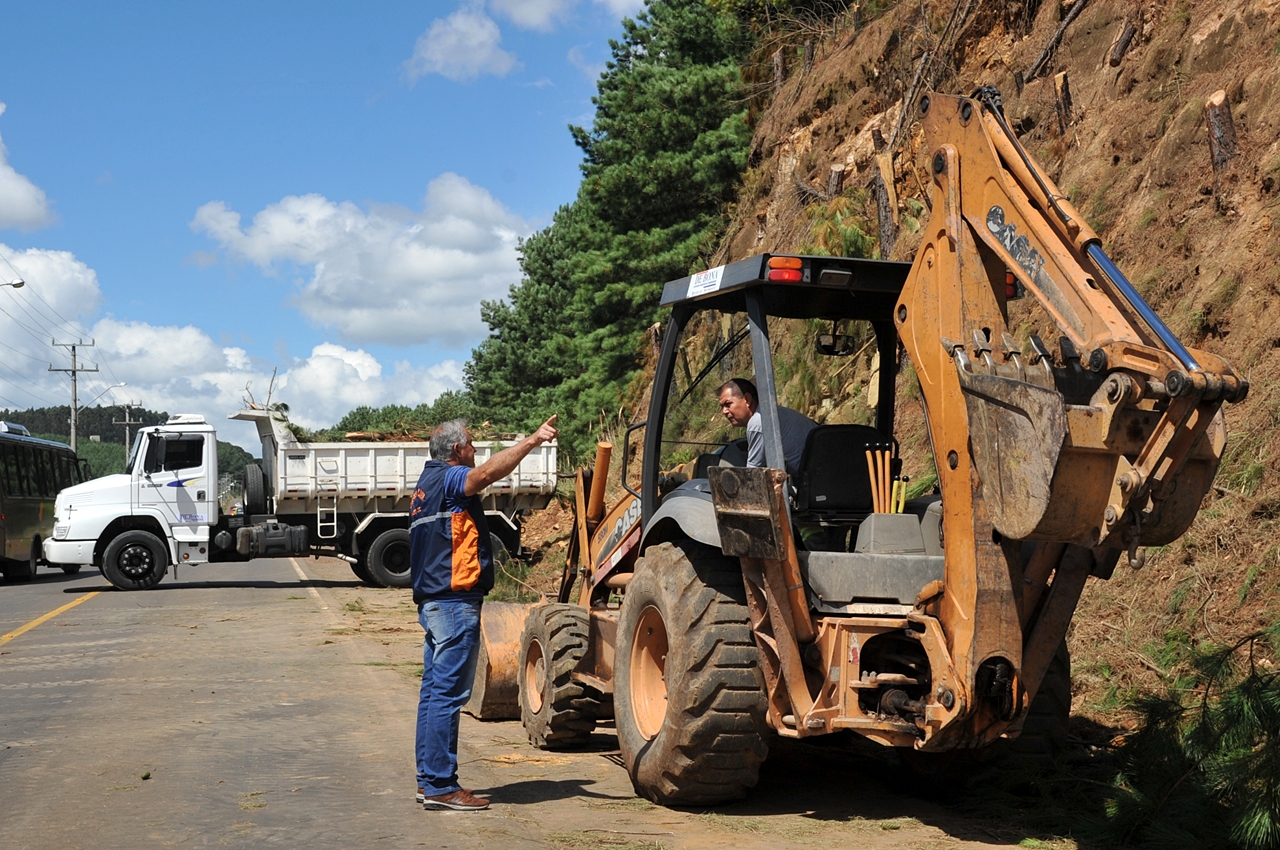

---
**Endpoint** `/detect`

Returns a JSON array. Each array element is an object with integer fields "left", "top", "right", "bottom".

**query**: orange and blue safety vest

[{"left": 408, "top": 461, "right": 494, "bottom": 605}]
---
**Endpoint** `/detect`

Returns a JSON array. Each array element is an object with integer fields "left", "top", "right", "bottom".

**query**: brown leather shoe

[{"left": 422, "top": 788, "right": 489, "bottom": 811}]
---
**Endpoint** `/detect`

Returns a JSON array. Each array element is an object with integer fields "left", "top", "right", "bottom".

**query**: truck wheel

[
  {"left": 367, "top": 528, "right": 412, "bottom": 588},
  {"left": 243, "top": 463, "right": 266, "bottom": 516},
  {"left": 519, "top": 603, "right": 602, "bottom": 749},
  {"left": 615, "top": 540, "right": 769, "bottom": 805},
  {"left": 349, "top": 559, "right": 376, "bottom": 586},
  {"left": 102, "top": 531, "right": 169, "bottom": 590}
]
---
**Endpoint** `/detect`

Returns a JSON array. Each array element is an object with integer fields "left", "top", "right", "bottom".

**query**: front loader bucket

[{"left": 464, "top": 601, "right": 535, "bottom": 720}]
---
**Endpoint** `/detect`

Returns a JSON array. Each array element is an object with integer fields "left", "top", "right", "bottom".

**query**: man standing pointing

[{"left": 410, "top": 415, "right": 558, "bottom": 811}]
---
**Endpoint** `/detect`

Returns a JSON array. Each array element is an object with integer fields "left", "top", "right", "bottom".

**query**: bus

[{"left": 0, "top": 422, "right": 89, "bottom": 582}]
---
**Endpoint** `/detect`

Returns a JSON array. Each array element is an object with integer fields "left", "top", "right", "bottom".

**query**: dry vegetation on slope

[{"left": 704, "top": 0, "right": 1280, "bottom": 723}]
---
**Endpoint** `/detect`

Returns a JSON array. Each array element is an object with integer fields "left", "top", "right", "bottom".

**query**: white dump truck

[{"left": 43, "top": 408, "right": 557, "bottom": 591}]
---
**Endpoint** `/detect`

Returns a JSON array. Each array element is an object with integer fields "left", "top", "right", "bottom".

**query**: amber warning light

[{"left": 767, "top": 255, "right": 803, "bottom": 282}]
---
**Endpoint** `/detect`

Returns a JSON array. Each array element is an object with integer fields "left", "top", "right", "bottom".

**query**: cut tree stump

[
  {"left": 1205, "top": 89, "right": 1239, "bottom": 213},
  {"left": 873, "top": 154, "right": 898, "bottom": 258},
  {"left": 1205, "top": 89, "right": 1238, "bottom": 170},
  {"left": 827, "top": 164, "right": 846, "bottom": 197},
  {"left": 1054, "top": 72, "right": 1073, "bottom": 136}
]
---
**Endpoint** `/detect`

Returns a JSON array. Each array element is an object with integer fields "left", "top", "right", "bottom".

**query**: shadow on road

[
  {"left": 4, "top": 569, "right": 95, "bottom": 586},
  {"left": 479, "top": 777, "right": 627, "bottom": 805},
  {"left": 64, "top": 579, "right": 366, "bottom": 593},
  {"left": 663, "top": 735, "right": 1067, "bottom": 847}
]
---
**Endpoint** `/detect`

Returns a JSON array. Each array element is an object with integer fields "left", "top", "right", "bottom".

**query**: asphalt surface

[{"left": 0, "top": 557, "right": 1035, "bottom": 850}]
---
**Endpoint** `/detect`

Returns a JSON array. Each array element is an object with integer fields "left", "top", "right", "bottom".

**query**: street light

[
  {"left": 1, "top": 278, "right": 23, "bottom": 289},
  {"left": 79, "top": 382, "right": 126, "bottom": 412}
]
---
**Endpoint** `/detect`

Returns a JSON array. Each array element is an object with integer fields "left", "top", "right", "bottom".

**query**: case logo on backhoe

[{"left": 986, "top": 205, "right": 1048, "bottom": 287}]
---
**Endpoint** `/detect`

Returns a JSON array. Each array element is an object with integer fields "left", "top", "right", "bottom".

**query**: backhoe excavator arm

[{"left": 896, "top": 90, "right": 1245, "bottom": 746}]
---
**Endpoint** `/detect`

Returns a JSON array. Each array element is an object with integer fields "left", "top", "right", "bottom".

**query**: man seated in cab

[{"left": 716, "top": 377, "right": 817, "bottom": 477}]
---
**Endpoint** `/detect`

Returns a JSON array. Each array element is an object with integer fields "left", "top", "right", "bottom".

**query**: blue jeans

[{"left": 416, "top": 598, "right": 482, "bottom": 796}]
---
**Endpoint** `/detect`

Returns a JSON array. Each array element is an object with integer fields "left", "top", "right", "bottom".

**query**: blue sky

[{"left": 0, "top": 0, "right": 643, "bottom": 449}]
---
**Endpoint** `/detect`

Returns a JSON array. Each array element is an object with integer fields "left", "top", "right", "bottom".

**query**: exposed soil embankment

[{"left": 705, "top": 0, "right": 1280, "bottom": 721}]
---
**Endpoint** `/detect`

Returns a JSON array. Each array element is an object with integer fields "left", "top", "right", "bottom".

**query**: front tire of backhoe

[
  {"left": 519, "top": 603, "right": 601, "bottom": 748},
  {"left": 615, "top": 541, "right": 768, "bottom": 805}
]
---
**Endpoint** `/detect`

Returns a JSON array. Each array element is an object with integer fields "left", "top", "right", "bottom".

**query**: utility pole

[
  {"left": 113, "top": 401, "right": 144, "bottom": 449},
  {"left": 49, "top": 339, "right": 98, "bottom": 453}
]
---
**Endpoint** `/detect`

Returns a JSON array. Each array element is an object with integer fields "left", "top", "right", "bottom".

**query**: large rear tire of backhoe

[
  {"left": 615, "top": 541, "right": 769, "bottom": 805},
  {"left": 519, "top": 603, "right": 602, "bottom": 748}
]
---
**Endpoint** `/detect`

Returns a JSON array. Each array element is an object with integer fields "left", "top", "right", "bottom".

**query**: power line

[
  {"left": 0, "top": 300, "right": 59, "bottom": 348},
  {"left": 0, "top": 285, "right": 69, "bottom": 340},
  {"left": 0, "top": 251, "right": 87, "bottom": 339},
  {"left": 0, "top": 249, "right": 124, "bottom": 386}
]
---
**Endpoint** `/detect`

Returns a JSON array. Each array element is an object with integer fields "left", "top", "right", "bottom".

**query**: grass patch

[
  {"left": 238, "top": 790, "right": 268, "bottom": 811},
  {"left": 547, "top": 832, "right": 668, "bottom": 850},
  {"left": 344, "top": 597, "right": 369, "bottom": 613}
]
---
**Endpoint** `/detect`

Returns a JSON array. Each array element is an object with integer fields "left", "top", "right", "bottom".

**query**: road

[{"left": 0, "top": 557, "right": 1054, "bottom": 850}]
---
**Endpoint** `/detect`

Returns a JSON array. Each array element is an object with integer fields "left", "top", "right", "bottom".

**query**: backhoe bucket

[
  {"left": 955, "top": 366, "right": 1067, "bottom": 540},
  {"left": 464, "top": 601, "right": 534, "bottom": 720}
]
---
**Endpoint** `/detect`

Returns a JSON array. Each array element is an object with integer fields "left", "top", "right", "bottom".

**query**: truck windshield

[{"left": 125, "top": 431, "right": 144, "bottom": 474}]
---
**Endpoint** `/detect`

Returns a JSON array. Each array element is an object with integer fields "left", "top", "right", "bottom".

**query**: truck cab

[{"left": 46, "top": 415, "right": 221, "bottom": 586}]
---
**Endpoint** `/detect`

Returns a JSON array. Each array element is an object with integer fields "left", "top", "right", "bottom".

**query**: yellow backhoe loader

[{"left": 469, "top": 88, "right": 1247, "bottom": 805}]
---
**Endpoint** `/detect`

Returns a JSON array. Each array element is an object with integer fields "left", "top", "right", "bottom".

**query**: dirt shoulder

[{"left": 313, "top": 556, "right": 1076, "bottom": 850}]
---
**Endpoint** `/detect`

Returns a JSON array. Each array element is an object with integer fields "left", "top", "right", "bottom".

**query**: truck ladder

[{"left": 316, "top": 493, "right": 339, "bottom": 540}]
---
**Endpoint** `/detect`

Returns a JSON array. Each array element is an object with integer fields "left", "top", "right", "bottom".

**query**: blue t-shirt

[{"left": 408, "top": 460, "right": 493, "bottom": 605}]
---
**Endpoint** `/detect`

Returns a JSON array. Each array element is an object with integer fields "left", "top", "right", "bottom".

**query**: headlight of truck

[{"left": 53, "top": 523, "right": 70, "bottom": 540}]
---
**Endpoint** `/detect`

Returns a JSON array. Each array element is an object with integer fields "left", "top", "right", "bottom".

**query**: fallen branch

[{"left": 1026, "top": 0, "right": 1091, "bottom": 81}]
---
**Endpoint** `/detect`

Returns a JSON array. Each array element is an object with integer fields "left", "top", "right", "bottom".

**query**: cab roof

[{"left": 660, "top": 253, "right": 912, "bottom": 321}]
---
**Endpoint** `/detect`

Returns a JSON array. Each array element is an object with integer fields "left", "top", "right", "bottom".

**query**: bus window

[
  {"left": 0, "top": 444, "right": 15, "bottom": 496},
  {"left": 32, "top": 449, "right": 50, "bottom": 497},
  {"left": 18, "top": 446, "right": 35, "bottom": 497}
]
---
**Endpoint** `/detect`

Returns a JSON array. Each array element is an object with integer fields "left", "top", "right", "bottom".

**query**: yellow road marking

[{"left": 0, "top": 591, "right": 100, "bottom": 647}]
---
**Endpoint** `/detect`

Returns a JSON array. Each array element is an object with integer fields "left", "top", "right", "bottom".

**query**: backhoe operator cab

[{"left": 637, "top": 253, "right": 923, "bottom": 585}]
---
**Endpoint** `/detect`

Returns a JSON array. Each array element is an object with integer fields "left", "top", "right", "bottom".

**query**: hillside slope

[{"left": 708, "top": 0, "right": 1280, "bottom": 717}]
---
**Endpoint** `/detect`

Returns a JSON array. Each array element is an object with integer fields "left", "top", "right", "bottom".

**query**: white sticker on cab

[{"left": 687, "top": 265, "right": 725, "bottom": 297}]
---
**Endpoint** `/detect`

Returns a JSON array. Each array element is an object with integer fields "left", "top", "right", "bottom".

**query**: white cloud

[
  {"left": 0, "top": 105, "right": 53, "bottom": 230},
  {"left": 191, "top": 173, "right": 532, "bottom": 348},
  {"left": 567, "top": 46, "right": 606, "bottom": 80},
  {"left": 403, "top": 6, "right": 519, "bottom": 82},
  {"left": 0, "top": 243, "right": 102, "bottom": 410},
  {"left": 90, "top": 320, "right": 464, "bottom": 449},
  {"left": 591, "top": 0, "right": 644, "bottom": 16},
  {"left": 0, "top": 242, "right": 464, "bottom": 450},
  {"left": 490, "top": 0, "right": 575, "bottom": 31}
]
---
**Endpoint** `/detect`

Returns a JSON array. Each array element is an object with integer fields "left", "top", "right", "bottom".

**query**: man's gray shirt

[{"left": 746, "top": 406, "right": 818, "bottom": 476}]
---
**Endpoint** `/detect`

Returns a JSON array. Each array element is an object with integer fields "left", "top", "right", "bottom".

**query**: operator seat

[{"left": 793, "top": 424, "right": 894, "bottom": 523}]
